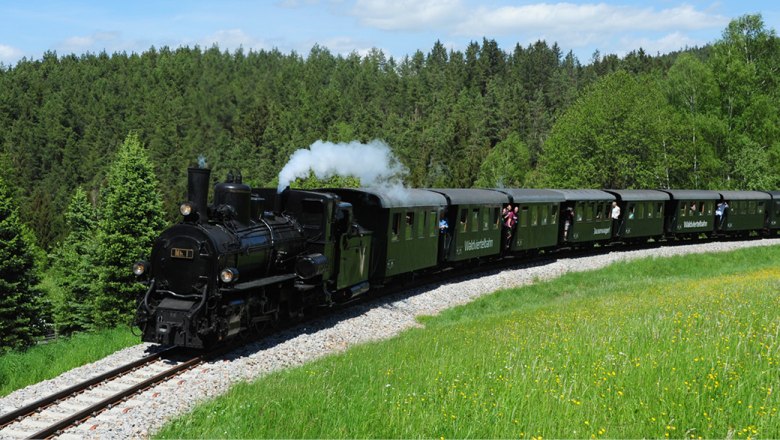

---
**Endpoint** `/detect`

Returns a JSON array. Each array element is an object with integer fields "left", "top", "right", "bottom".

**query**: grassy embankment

[
  {"left": 0, "top": 327, "right": 138, "bottom": 397},
  {"left": 157, "top": 245, "right": 780, "bottom": 439}
]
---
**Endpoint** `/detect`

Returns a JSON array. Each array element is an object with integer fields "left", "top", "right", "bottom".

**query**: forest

[{"left": 0, "top": 14, "right": 778, "bottom": 351}]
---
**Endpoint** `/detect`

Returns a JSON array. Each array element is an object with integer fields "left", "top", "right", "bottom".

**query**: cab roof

[{"left": 324, "top": 187, "right": 447, "bottom": 209}]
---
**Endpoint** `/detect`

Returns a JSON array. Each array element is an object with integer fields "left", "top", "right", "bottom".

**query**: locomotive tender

[{"left": 133, "top": 167, "right": 780, "bottom": 348}]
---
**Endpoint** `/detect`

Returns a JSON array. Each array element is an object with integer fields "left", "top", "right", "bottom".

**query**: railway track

[{"left": 0, "top": 347, "right": 207, "bottom": 439}]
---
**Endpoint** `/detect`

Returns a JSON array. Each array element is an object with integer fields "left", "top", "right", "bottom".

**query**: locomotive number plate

[{"left": 171, "top": 248, "right": 194, "bottom": 259}]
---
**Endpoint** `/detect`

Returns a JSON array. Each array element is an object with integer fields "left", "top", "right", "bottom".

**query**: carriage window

[
  {"left": 520, "top": 206, "right": 529, "bottom": 227},
  {"left": 679, "top": 203, "right": 686, "bottom": 217},
  {"left": 586, "top": 203, "right": 593, "bottom": 222},
  {"left": 405, "top": 212, "right": 414, "bottom": 240},
  {"left": 595, "top": 203, "right": 603, "bottom": 220},
  {"left": 636, "top": 203, "right": 644, "bottom": 219},
  {"left": 492, "top": 207, "right": 501, "bottom": 229},
  {"left": 576, "top": 204, "right": 583, "bottom": 221},
  {"left": 541, "top": 205, "right": 548, "bottom": 225},
  {"left": 627, "top": 203, "right": 636, "bottom": 220},
  {"left": 460, "top": 208, "right": 468, "bottom": 232},
  {"left": 471, "top": 209, "right": 479, "bottom": 232},
  {"left": 418, "top": 211, "right": 426, "bottom": 238},
  {"left": 531, "top": 206, "right": 539, "bottom": 226},
  {"left": 657, "top": 203, "right": 664, "bottom": 216},
  {"left": 482, "top": 208, "right": 490, "bottom": 231},
  {"left": 391, "top": 213, "right": 401, "bottom": 240},
  {"left": 740, "top": 201, "right": 747, "bottom": 215},
  {"left": 646, "top": 202, "right": 653, "bottom": 218},
  {"left": 749, "top": 201, "right": 756, "bottom": 215},
  {"left": 758, "top": 202, "right": 764, "bottom": 215},
  {"left": 550, "top": 205, "right": 558, "bottom": 224},
  {"left": 430, "top": 210, "right": 438, "bottom": 237}
]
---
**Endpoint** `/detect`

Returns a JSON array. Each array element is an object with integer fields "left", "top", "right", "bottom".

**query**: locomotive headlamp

[
  {"left": 180, "top": 202, "right": 194, "bottom": 216},
  {"left": 220, "top": 267, "right": 239, "bottom": 284},
  {"left": 132, "top": 260, "right": 149, "bottom": 276}
]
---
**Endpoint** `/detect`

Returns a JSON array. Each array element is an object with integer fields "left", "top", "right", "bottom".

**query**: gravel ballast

[{"left": 1, "top": 239, "right": 778, "bottom": 439}]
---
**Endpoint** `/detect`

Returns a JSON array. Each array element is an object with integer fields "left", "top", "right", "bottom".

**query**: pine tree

[
  {"left": 50, "top": 187, "right": 98, "bottom": 334},
  {"left": 0, "top": 175, "right": 41, "bottom": 352},
  {"left": 92, "top": 133, "right": 166, "bottom": 327}
]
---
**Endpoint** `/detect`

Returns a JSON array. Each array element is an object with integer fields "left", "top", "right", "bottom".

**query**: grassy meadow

[
  {"left": 156, "top": 245, "right": 780, "bottom": 439},
  {"left": 0, "top": 326, "right": 138, "bottom": 397}
]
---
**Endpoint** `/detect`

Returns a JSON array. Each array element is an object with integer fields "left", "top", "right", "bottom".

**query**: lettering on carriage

[
  {"left": 683, "top": 220, "right": 708, "bottom": 228},
  {"left": 593, "top": 227, "right": 611, "bottom": 235},
  {"left": 464, "top": 238, "right": 494, "bottom": 251}
]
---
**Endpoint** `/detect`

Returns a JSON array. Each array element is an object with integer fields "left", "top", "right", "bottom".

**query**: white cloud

[
  {"left": 200, "top": 29, "right": 270, "bottom": 52},
  {"left": 60, "top": 32, "right": 121, "bottom": 53},
  {"left": 352, "top": 0, "right": 464, "bottom": 31},
  {"left": 456, "top": 3, "right": 728, "bottom": 35},
  {"left": 618, "top": 31, "right": 701, "bottom": 56},
  {"left": 319, "top": 36, "right": 376, "bottom": 56},
  {"left": 0, "top": 43, "right": 24, "bottom": 64}
]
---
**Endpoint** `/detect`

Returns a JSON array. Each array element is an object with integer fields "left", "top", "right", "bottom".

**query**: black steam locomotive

[{"left": 134, "top": 167, "right": 780, "bottom": 349}]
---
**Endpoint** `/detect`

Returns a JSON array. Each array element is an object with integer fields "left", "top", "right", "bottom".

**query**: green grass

[
  {"left": 0, "top": 326, "right": 139, "bottom": 397},
  {"left": 156, "top": 246, "right": 780, "bottom": 439}
]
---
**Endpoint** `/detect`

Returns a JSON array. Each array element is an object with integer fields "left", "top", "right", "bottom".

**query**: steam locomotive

[{"left": 133, "top": 167, "right": 780, "bottom": 349}]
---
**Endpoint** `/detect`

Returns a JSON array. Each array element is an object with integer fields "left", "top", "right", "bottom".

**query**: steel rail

[{"left": 0, "top": 347, "right": 179, "bottom": 429}]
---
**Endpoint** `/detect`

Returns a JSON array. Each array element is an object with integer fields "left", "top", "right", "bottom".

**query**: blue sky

[{"left": 0, "top": 1, "right": 777, "bottom": 66}]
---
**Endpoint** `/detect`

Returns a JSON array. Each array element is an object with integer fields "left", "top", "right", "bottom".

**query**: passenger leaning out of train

[
  {"left": 715, "top": 201, "right": 728, "bottom": 227},
  {"left": 563, "top": 207, "right": 574, "bottom": 241},
  {"left": 503, "top": 204, "right": 517, "bottom": 246},
  {"left": 611, "top": 201, "right": 621, "bottom": 232}
]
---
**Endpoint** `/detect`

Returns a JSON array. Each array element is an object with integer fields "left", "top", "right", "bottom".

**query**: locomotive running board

[{"left": 221, "top": 273, "right": 297, "bottom": 292}]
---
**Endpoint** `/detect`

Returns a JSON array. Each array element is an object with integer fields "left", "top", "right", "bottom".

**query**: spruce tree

[
  {"left": 93, "top": 133, "right": 166, "bottom": 327},
  {"left": 0, "top": 175, "right": 41, "bottom": 352},
  {"left": 50, "top": 187, "right": 98, "bottom": 334}
]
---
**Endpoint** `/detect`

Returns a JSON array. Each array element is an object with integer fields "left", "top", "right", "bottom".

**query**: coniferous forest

[{"left": 0, "top": 14, "right": 778, "bottom": 351}]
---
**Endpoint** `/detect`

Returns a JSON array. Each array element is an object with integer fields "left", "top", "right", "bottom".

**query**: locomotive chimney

[{"left": 187, "top": 167, "right": 211, "bottom": 222}]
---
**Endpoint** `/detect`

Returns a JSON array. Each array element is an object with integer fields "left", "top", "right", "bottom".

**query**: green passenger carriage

[
  {"left": 555, "top": 190, "right": 616, "bottom": 244},
  {"left": 604, "top": 190, "right": 669, "bottom": 241},
  {"left": 717, "top": 190, "right": 771, "bottom": 235},
  {"left": 494, "top": 189, "right": 564, "bottom": 252},
  {"left": 661, "top": 190, "right": 720, "bottom": 238},
  {"left": 429, "top": 189, "right": 508, "bottom": 262},
  {"left": 766, "top": 191, "right": 780, "bottom": 234}
]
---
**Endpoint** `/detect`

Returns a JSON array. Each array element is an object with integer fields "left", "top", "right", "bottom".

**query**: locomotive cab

[{"left": 284, "top": 190, "right": 372, "bottom": 303}]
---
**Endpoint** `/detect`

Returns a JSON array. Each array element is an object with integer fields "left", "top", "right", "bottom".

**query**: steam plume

[{"left": 277, "top": 140, "right": 407, "bottom": 192}]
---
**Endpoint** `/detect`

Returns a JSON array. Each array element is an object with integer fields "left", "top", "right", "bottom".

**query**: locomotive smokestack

[{"left": 187, "top": 167, "right": 211, "bottom": 222}]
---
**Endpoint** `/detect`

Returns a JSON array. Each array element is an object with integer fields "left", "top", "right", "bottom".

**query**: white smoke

[{"left": 277, "top": 139, "right": 408, "bottom": 192}]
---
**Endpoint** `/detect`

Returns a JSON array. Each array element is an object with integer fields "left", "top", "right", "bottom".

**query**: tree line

[{"left": 0, "top": 14, "right": 777, "bottom": 352}]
